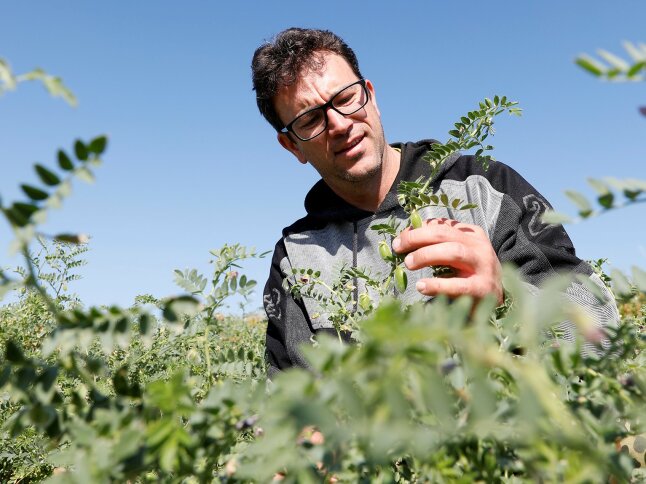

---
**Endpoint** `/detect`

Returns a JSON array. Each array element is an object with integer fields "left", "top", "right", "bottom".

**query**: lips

[{"left": 334, "top": 135, "right": 364, "bottom": 156}]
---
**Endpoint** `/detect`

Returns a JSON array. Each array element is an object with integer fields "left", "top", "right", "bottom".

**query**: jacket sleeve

[
  {"left": 263, "top": 238, "right": 316, "bottom": 379},
  {"left": 485, "top": 161, "right": 619, "bottom": 355}
]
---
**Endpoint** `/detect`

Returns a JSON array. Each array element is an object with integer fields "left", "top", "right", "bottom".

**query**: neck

[{"left": 331, "top": 145, "right": 401, "bottom": 212}]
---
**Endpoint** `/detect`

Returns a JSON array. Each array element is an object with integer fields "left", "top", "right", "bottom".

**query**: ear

[
  {"left": 277, "top": 132, "right": 308, "bottom": 164},
  {"left": 365, "top": 79, "right": 381, "bottom": 118}
]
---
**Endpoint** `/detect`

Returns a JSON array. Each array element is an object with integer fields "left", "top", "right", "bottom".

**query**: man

[{"left": 252, "top": 28, "right": 618, "bottom": 378}]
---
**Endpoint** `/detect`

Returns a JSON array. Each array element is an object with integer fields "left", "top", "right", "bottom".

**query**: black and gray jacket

[{"left": 263, "top": 139, "right": 618, "bottom": 378}]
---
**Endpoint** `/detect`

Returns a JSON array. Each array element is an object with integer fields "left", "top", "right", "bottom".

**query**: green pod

[
  {"left": 378, "top": 240, "right": 392, "bottom": 261},
  {"left": 410, "top": 209, "right": 423, "bottom": 229},
  {"left": 358, "top": 292, "right": 372, "bottom": 311},
  {"left": 394, "top": 265, "right": 407, "bottom": 293}
]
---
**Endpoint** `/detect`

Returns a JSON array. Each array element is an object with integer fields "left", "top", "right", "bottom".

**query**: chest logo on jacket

[
  {"left": 264, "top": 288, "right": 282, "bottom": 320},
  {"left": 523, "top": 194, "right": 557, "bottom": 237}
]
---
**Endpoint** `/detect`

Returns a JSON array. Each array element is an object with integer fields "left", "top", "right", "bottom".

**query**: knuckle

[
  {"left": 454, "top": 244, "right": 468, "bottom": 264},
  {"left": 408, "top": 228, "right": 425, "bottom": 245},
  {"left": 399, "top": 226, "right": 413, "bottom": 244}
]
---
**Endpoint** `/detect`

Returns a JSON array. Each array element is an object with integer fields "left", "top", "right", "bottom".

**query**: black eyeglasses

[{"left": 280, "top": 79, "right": 369, "bottom": 141}]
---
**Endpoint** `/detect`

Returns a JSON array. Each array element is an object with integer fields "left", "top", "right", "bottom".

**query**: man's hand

[{"left": 392, "top": 218, "right": 503, "bottom": 304}]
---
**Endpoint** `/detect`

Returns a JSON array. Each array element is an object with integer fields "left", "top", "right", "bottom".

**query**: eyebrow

[{"left": 293, "top": 79, "right": 360, "bottom": 118}]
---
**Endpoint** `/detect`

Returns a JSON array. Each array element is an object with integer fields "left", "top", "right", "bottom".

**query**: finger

[
  {"left": 393, "top": 220, "right": 480, "bottom": 253},
  {"left": 403, "top": 242, "right": 476, "bottom": 272},
  {"left": 415, "top": 276, "right": 471, "bottom": 298},
  {"left": 415, "top": 276, "right": 493, "bottom": 300}
]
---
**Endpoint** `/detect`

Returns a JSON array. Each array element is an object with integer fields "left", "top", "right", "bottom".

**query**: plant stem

[
  {"left": 22, "top": 246, "right": 59, "bottom": 318},
  {"left": 204, "top": 324, "right": 212, "bottom": 388}
]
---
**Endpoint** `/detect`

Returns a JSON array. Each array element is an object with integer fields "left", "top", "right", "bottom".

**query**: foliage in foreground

[{"left": 1, "top": 252, "right": 645, "bottom": 482}]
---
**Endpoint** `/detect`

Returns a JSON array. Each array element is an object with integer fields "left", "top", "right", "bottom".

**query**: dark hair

[{"left": 251, "top": 28, "right": 362, "bottom": 132}]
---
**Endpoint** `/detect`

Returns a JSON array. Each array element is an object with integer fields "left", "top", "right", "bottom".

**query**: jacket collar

[{"left": 304, "top": 139, "right": 455, "bottom": 222}]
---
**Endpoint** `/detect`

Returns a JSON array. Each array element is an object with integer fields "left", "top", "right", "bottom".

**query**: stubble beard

[{"left": 336, "top": 124, "right": 387, "bottom": 184}]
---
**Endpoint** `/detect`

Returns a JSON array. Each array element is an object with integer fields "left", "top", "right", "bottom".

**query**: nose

[{"left": 325, "top": 107, "right": 353, "bottom": 136}]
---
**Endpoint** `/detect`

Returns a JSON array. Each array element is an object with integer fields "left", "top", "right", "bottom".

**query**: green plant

[
  {"left": 576, "top": 40, "right": 646, "bottom": 117},
  {"left": 0, "top": 58, "right": 77, "bottom": 105},
  {"left": 543, "top": 177, "right": 646, "bottom": 225},
  {"left": 545, "top": 43, "right": 646, "bottom": 302},
  {"left": 576, "top": 41, "right": 646, "bottom": 82},
  {"left": 1, "top": 54, "right": 644, "bottom": 483},
  {"left": 235, "top": 278, "right": 644, "bottom": 482},
  {"left": 289, "top": 96, "right": 521, "bottom": 340}
]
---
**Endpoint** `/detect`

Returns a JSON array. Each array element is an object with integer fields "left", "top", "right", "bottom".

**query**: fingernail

[
  {"left": 404, "top": 254, "right": 413, "bottom": 266},
  {"left": 392, "top": 238, "right": 401, "bottom": 251},
  {"left": 416, "top": 281, "right": 426, "bottom": 292}
]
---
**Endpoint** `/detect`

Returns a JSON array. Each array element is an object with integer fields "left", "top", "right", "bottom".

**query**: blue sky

[{"left": 1, "top": 1, "right": 645, "bottom": 310}]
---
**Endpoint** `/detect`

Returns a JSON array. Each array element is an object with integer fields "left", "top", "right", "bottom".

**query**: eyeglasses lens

[{"left": 292, "top": 82, "right": 367, "bottom": 140}]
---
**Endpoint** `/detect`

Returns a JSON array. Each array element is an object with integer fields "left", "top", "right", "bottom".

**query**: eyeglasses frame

[{"left": 279, "top": 78, "right": 369, "bottom": 142}]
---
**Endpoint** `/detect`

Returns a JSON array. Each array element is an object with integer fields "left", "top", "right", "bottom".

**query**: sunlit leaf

[
  {"left": 632, "top": 266, "right": 646, "bottom": 293},
  {"left": 596, "top": 49, "right": 630, "bottom": 71},
  {"left": 31, "top": 209, "right": 47, "bottom": 225},
  {"left": 623, "top": 41, "right": 645, "bottom": 62},
  {"left": 41, "top": 75, "right": 77, "bottom": 107},
  {"left": 626, "top": 60, "right": 646, "bottom": 78},
  {"left": 564, "top": 190, "right": 593, "bottom": 217},
  {"left": 587, "top": 178, "right": 611, "bottom": 195},
  {"left": 76, "top": 167, "right": 95, "bottom": 184},
  {"left": 541, "top": 210, "right": 572, "bottom": 224},
  {"left": 459, "top": 203, "right": 478, "bottom": 210},
  {"left": 610, "top": 269, "right": 632, "bottom": 296},
  {"left": 575, "top": 55, "right": 605, "bottom": 76}
]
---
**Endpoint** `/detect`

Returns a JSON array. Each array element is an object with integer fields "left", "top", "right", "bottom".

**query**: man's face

[{"left": 274, "top": 52, "right": 387, "bottom": 190}]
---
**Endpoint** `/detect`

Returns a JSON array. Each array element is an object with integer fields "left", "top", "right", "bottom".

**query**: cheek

[
  {"left": 370, "top": 99, "right": 381, "bottom": 118},
  {"left": 307, "top": 139, "right": 331, "bottom": 159}
]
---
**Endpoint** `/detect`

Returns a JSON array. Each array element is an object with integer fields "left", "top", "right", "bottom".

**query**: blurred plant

[
  {"left": 13, "top": 235, "right": 89, "bottom": 304},
  {"left": 0, "top": 57, "right": 77, "bottom": 106},
  {"left": 543, "top": 177, "right": 646, "bottom": 225},
  {"left": 544, "top": 44, "right": 646, "bottom": 300},
  {"left": 576, "top": 40, "right": 646, "bottom": 116},
  {"left": 577, "top": 41, "right": 646, "bottom": 82},
  {"left": 235, "top": 277, "right": 644, "bottom": 482}
]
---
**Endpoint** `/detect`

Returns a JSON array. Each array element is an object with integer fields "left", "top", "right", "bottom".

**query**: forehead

[{"left": 273, "top": 52, "right": 358, "bottom": 121}]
